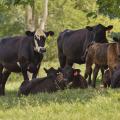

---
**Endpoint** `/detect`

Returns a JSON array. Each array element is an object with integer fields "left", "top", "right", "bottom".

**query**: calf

[
  {"left": 18, "top": 67, "right": 66, "bottom": 96},
  {"left": 85, "top": 37, "right": 120, "bottom": 88},
  {"left": 0, "top": 29, "right": 54, "bottom": 95},
  {"left": 61, "top": 66, "right": 88, "bottom": 89},
  {"left": 68, "top": 69, "right": 88, "bottom": 89}
]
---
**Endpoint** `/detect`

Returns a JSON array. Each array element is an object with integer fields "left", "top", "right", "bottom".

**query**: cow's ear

[
  {"left": 45, "top": 31, "right": 54, "bottom": 37},
  {"left": 25, "top": 31, "right": 35, "bottom": 36},
  {"left": 86, "top": 26, "right": 93, "bottom": 31},
  {"left": 57, "top": 67, "right": 62, "bottom": 72},
  {"left": 113, "top": 37, "right": 119, "bottom": 42},
  {"left": 44, "top": 68, "right": 48, "bottom": 73},
  {"left": 106, "top": 25, "right": 113, "bottom": 31}
]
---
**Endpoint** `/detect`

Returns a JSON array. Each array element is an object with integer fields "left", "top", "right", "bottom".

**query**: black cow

[
  {"left": 0, "top": 30, "right": 54, "bottom": 95},
  {"left": 57, "top": 24, "right": 113, "bottom": 69},
  {"left": 111, "top": 65, "right": 120, "bottom": 88},
  {"left": 60, "top": 66, "right": 88, "bottom": 88},
  {"left": 102, "top": 69, "right": 111, "bottom": 88},
  {"left": 69, "top": 69, "right": 88, "bottom": 89},
  {"left": 18, "top": 67, "right": 66, "bottom": 96}
]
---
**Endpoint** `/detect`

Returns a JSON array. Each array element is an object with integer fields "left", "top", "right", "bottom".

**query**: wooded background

[{"left": 0, "top": 0, "right": 120, "bottom": 60}]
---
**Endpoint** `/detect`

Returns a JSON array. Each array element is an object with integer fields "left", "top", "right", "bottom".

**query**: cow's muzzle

[
  {"left": 39, "top": 47, "right": 46, "bottom": 53},
  {"left": 34, "top": 47, "right": 46, "bottom": 54}
]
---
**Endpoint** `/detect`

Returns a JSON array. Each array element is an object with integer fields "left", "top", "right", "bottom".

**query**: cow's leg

[
  {"left": 100, "top": 67, "right": 105, "bottom": 86},
  {"left": 101, "top": 67, "right": 104, "bottom": 80},
  {"left": 84, "top": 66, "right": 92, "bottom": 85},
  {"left": 92, "top": 65, "right": 100, "bottom": 88},
  {"left": 1, "top": 70, "right": 11, "bottom": 95},
  {"left": 58, "top": 50, "right": 66, "bottom": 68},
  {"left": 84, "top": 56, "right": 93, "bottom": 85},
  {"left": 88, "top": 67, "right": 92, "bottom": 85},
  {"left": 19, "top": 62, "right": 29, "bottom": 81},
  {"left": 0, "top": 65, "right": 3, "bottom": 95},
  {"left": 32, "top": 64, "right": 40, "bottom": 79},
  {"left": 17, "top": 80, "right": 31, "bottom": 96},
  {"left": 66, "top": 58, "right": 73, "bottom": 67}
]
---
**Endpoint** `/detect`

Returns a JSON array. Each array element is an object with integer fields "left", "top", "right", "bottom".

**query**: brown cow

[{"left": 85, "top": 37, "right": 120, "bottom": 88}]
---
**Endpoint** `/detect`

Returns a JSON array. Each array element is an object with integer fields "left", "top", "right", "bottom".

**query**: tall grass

[{"left": 0, "top": 62, "right": 120, "bottom": 120}]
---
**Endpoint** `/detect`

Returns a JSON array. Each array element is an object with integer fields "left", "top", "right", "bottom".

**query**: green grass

[{"left": 0, "top": 62, "right": 120, "bottom": 120}]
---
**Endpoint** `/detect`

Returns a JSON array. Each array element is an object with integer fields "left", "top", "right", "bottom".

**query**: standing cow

[
  {"left": 0, "top": 29, "right": 54, "bottom": 95},
  {"left": 57, "top": 24, "right": 113, "bottom": 84},
  {"left": 85, "top": 37, "right": 120, "bottom": 87}
]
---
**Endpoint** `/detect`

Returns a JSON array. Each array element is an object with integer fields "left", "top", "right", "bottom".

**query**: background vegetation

[{"left": 0, "top": 0, "right": 120, "bottom": 60}]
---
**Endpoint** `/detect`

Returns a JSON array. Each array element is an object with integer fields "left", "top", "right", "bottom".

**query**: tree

[
  {"left": 25, "top": 1, "right": 35, "bottom": 31},
  {"left": 39, "top": 0, "right": 48, "bottom": 30},
  {"left": 97, "top": 0, "right": 120, "bottom": 18}
]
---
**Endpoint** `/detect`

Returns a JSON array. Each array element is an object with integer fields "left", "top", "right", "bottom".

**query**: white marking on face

[
  {"left": 34, "top": 47, "right": 41, "bottom": 53},
  {"left": 34, "top": 38, "right": 39, "bottom": 48},
  {"left": 34, "top": 28, "right": 46, "bottom": 52},
  {"left": 17, "top": 62, "right": 20, "bottom": 67}
]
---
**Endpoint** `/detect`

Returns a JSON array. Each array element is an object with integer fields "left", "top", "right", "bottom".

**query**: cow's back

[
  {"left": 107, "top": 43, "right": 120, "bottom": 69},
  {"left": 87, "top": 43, "right": 109, "bottom": 65},
  {"left": 30, "top": 78, "right": 56, "bottom": 93},
  {"left": 0, "top": 36, "right": 33, "bottom": 63},
  {"left": 57, "top": 28, "right": 92, "bottom": 63}
]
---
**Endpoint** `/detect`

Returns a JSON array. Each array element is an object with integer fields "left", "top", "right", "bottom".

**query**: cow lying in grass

[
  {"left": 61, "top": 66, "right": 88, "bottom": 89},
  {"left": 85, "top": 37, "right": 120, "bottom": 88},
  {"left": 18, "top": 67, "right": 66, "bottom": 96},
  {"left": 68, "top": 69, "right": 88, "bottom": 89}
]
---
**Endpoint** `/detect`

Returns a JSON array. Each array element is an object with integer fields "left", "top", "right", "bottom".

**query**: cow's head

[
  {"left": 60, "top": 66, "right": 81, "bottom": 82},
  {"left": 44, "top": 67, "right": 66, "bottom": 89},
  {"left": 26, "top": 29, "right": 54, "bottom": 54},
  {"left": 86, "top": 24, "right": 113, "bottom": 43},
  {"left": 44, "top": 67, "right": 59, "bottom": 77}
]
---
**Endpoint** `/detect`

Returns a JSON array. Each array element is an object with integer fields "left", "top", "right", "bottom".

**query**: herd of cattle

[{"left": 0, "top": 23, "right": 120, "bottom": 96}]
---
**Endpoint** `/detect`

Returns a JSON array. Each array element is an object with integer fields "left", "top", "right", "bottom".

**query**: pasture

[{"left": 0, "top": 61, "right": 120, "bottom": 120}]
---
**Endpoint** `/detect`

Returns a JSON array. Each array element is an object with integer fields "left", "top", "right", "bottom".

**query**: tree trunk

[
  {"left": 25, "top": 2, "right": 35, "bottom": 31},
  {"left": 39, "top": 0, "right": 48, "bottom": 30}
]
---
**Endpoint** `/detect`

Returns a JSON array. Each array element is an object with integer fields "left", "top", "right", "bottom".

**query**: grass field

[{"left": 0, "top": 61, "right": 120, "bottom": 120}]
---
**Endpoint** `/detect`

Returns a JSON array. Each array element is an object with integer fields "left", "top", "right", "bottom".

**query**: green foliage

[
  {"left": 0, "top": 0, "right": 120, "bottom": 60},
  {"left": 0, "top": 5, "right": 25, "bottom": 37},
  {"left": 0, "top": 0, "right": 34, "bottom": 5},
  {"left": 97, "top": 0, "right": 120, "bottom": 18}
]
